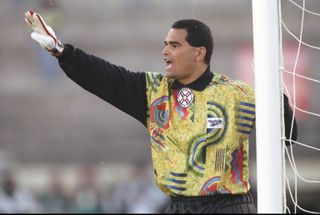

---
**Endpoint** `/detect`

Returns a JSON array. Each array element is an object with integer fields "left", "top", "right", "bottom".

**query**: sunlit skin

[{"left": 162, "top": 28, "right": 208, "bottom": 85}]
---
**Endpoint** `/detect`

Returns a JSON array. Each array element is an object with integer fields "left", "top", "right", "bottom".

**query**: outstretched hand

[{"left": 25, "top": 10, "right": 64, "bottom": 56}]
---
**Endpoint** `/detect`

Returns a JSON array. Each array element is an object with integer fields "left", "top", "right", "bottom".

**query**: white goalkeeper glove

[{"left": 25, "top": 10, "right": 64, "bottom": 57}]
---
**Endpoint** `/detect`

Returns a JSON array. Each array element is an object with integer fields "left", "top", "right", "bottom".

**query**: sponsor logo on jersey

[{"left": 207, "top": 118, "right": 224, "bottom": 129}]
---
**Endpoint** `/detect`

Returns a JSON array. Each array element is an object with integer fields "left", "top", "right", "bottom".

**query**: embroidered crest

[{"left": 177, "top": 88, "right": 194, "bottom": 108}]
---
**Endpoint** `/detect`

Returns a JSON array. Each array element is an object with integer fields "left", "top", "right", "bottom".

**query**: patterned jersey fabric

[{"left": 146, "top": 72, "right": 255, "bottom": 197}]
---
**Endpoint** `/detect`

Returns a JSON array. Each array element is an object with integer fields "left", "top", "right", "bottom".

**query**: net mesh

[{"left": 280, "top": 0, "right": 320, "bottom": 213}]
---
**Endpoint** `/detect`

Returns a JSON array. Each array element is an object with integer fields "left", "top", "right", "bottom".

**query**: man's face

[{"left": 162, "top": 28, "right": 199, "bottom": 80}]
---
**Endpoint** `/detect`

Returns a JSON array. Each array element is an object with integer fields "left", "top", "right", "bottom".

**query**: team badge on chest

[{"left": 177, "top": 88, "right": 194, "bottom": 108}]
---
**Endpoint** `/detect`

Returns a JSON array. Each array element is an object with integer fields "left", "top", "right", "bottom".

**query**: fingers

[
  {"left": 32, "top": 12, "right": 47, "bottom": 31},
  {"left": 32, "top": 12, "right": 57, "bottom": 41},
  {"left": 24, "top": 10, "right": 57, "bottom": 41},
  {"left": 26, "top": 11, "right": 46, "bottom": 35},
  {"left": 25, "top": 11, "right": 35, "bottom": 30},
  {"left": 25, "top": 18, "right": 33, "bottom": 29},
  {"left": 25, "top": 10, "right": 33, "bottom": 21}
]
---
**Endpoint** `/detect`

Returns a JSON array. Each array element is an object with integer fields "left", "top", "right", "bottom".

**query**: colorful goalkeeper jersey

[
  {"left": 58, "top": 44, "right": 295, "bottom": 198},
  {"left": 146, "top": 71, "right": 255, "bottom": 197}
]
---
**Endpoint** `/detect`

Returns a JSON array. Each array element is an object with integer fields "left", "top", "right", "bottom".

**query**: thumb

[{"left": 31, "top": 32, "right": 55, "bottom": 50}]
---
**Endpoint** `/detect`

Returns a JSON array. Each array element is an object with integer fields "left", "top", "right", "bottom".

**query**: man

[{"left": 25, "top": 11, "right": 297, "bottom": 213}]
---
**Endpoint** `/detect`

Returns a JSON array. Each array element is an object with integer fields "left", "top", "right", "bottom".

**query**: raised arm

[
  {"left": 58, "top": 45, "right": 147, "bottom": 126},
  {"left": 25, "top": 10, "right": 147, "bottom": 126}
]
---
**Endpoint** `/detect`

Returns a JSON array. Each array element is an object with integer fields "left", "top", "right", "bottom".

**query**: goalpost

[{"left": 251, "top": 0, "right": 284, "bottom": 213}]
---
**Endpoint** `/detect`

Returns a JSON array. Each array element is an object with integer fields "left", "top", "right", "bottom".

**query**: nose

[{"left": 162, "top": 45, "right": 169, "bottom": 56}]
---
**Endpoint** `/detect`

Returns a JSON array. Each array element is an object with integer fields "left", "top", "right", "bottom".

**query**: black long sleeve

[
  {"left": 284, "top": 94, "right": 298, "bottom": 145},
  {"left": 57, "top": 44, "right": 148, "bottom": 126}
]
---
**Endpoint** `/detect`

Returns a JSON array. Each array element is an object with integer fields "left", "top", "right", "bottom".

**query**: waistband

[{"left": 170, "top": 193, "right": 251, "bottom": 203}]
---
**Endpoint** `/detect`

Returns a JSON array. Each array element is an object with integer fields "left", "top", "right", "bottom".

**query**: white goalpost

[{"left": 251, "top": 0, "right": 284, "bottom": 213}]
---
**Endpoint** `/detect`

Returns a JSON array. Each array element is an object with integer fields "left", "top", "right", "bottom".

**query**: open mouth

[{"left": 164, "top": 58, "right": 172, "bottom": 68}]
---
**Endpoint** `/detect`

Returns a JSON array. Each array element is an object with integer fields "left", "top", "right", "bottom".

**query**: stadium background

[{"left": 0, "top": 0, "right": 319, "bottom": 212}]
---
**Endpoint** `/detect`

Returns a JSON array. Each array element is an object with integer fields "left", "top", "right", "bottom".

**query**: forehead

[{"left": 165, "top": 28, "right": 188, "bottom": 43}]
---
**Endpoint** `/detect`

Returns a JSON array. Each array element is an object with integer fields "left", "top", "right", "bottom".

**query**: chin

[{"left": 164, "top": 70, "right": 176, "bottom": 79}]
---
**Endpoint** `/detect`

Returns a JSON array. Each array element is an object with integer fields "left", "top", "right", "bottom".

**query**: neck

[{"left": 178, "top": 64, "right": 209, "bottom": 85}]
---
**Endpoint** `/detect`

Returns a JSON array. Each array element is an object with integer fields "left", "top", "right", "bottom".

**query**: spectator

[
  {"left": 72, "top": 166, "right": 102, "bottom": 213},
  {"left": 39, "top": 171, "right": 71, "bottom": 212},
  {"left": 0, "top": 169, "right": 40, "bottom": 213}
]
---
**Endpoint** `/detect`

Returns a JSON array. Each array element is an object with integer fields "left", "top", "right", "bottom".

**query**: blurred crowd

[{"left": 0, "top": 166, "right": 170, "bottom": 213}]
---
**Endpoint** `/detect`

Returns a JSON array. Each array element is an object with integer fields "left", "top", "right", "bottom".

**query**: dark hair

[{"left": 172, "top": 19, "right": 213, "bottom": 65}]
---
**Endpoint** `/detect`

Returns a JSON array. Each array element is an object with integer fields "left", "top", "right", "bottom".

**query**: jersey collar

[{"left": 170, "top": 67, "right": 214, "bottom": 91}]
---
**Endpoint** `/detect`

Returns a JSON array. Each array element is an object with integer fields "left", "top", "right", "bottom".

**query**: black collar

[{"left": 170, "top": 67, "right": 213, "bottom": 91}]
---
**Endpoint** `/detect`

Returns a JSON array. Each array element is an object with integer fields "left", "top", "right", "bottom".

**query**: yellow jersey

[{"left": 146, "top": 71, "right": 255, "bottom": 197}]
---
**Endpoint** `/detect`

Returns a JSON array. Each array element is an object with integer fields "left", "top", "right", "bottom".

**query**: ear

[{"left": 195, "top": 47, "right": 206, "bottom": 63}]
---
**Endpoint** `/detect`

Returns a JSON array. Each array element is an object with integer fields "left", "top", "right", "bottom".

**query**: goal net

[{"left": 280, "top": 0, "right": 320, "bottom": 214}]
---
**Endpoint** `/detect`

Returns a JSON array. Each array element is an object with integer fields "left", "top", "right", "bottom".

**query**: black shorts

[{"left": 165, "top": 193, "right": 256, "bottom": 214}]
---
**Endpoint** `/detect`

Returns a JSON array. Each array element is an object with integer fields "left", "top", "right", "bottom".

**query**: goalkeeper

[{"left": 25, "top": 10, "right": 297, "bottom": 214}]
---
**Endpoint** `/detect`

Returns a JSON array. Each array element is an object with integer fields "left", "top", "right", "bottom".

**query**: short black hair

[{"left": 172, "top": 19, "right": 213, "bottom": 65}]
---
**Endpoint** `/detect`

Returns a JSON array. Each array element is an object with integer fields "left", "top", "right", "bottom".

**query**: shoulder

[
  {"left": 232, "top": 79, "right": 255, "bottom": 98},
  {"left": 145, "top": 72, "right": 172, "bottom": 87},
  {"left": 145, "top": 71, "right": 163, "bottom": 82},
  {"left": 213, "top": 72, "right": 255, "bottom": 100}
]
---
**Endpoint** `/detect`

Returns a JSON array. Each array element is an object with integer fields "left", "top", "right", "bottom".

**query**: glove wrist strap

[{"left": 48, "top": 41, "right": 64, "bottom": 57}]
